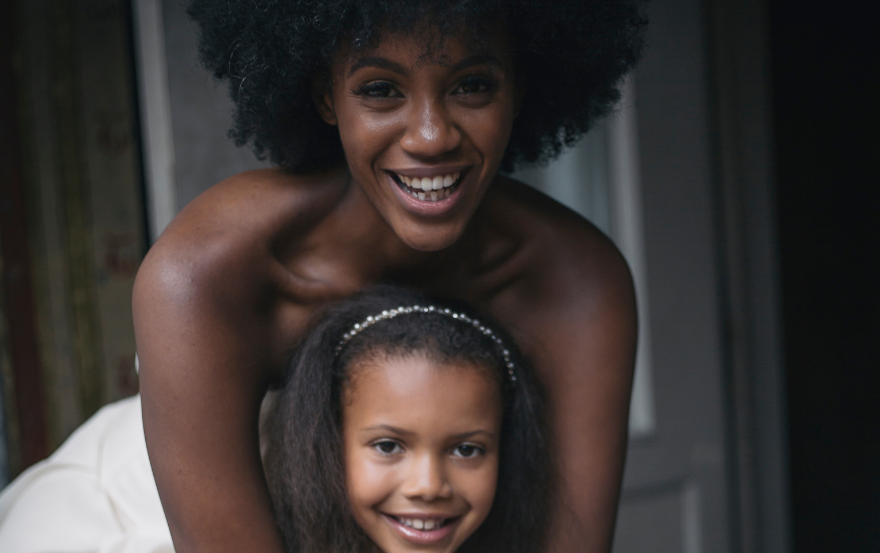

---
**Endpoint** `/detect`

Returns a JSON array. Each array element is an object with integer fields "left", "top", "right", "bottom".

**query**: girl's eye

[
  {"left": 352, "top": 81, "right": 401, "bottom": 99},
  {"left": 454, "top": 76, "right": 495, "bottom": 95},
  {"left": 373, "top": 440, "right": 403, "bottom": 455},
  {"left": 453, "top": 444, "right": 484, "bottom": 459}
]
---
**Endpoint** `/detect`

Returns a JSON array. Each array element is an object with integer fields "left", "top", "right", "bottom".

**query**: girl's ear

[{"left": 313, "top": 78, "right": 338, "bottom": 126}]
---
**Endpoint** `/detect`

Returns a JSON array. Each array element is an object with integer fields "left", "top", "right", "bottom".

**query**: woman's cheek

[{"left": 339, "top": 110, "right": 403, "bottom": 161}]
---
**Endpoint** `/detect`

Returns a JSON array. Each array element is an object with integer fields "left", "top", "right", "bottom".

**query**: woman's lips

[{"left": 382, "top": 513, "right": 460, "bottom": 545}]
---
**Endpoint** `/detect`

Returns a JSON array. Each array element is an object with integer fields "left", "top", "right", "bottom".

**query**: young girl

[
  {"left": 0, "top": 285, "right": 548, "bottom": 553},
  {"left": 0, "top": 285, "right": 549, "bottom": 553},
  {"left": 263, "top": 286, "right": 552, "bottom": 553}
]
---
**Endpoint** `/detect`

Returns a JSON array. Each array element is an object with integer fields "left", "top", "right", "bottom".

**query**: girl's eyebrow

[
  {"left": 360, "top": 425, "right": 497, "bottom": 440},
  {"left": 361, "top": 424, "right": 414, "bottom": 436},
  {"left": 450, "top": 429, "right": 498, "bottom": 440}
]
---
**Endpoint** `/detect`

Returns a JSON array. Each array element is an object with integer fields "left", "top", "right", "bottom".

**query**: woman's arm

[
  {"left": 133, "top": 236, "right": 288, "bottom": 553},
  {"left": 492, "top": 226, "right": 637, "bottom": 553},
  {"left": 545, "top": 243, "right": 636, "bottom": 553}
]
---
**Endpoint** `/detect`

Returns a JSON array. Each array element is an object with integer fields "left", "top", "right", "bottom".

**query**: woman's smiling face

[
  {"left": 342, "top": 354, "right": 503, "bottom": 553},
  {"left": 315, "top": 26, "right": 520, "bottom": 252}
]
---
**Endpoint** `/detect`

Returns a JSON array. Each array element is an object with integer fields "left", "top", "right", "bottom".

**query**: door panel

[
  {"left": 614, "top": 483, "right": 692, "bottom": 553},
  {"left": 516, "top": 0, "right": 734, "bottom": 551}
]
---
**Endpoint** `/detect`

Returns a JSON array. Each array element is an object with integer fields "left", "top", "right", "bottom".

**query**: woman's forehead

[{"left": 333, "top": 22, "right": 513, "bottom": 73}]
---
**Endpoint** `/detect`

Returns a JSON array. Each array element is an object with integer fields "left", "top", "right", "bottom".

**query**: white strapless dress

[{"left": 0, "top": 395, "right": 173, "bottom": 553}]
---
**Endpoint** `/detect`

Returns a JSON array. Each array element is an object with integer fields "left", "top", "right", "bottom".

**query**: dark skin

[{"left": 134, "top": 28, "right": 636, "bottom": 553}]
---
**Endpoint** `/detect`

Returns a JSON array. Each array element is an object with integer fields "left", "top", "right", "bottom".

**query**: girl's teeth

[
  {"left": 443, "top": 175, "right": 453, "bottom": 187},
  {"left": 432, "top": 176, "right": 443, "bottom": 190},
  {"left": 399, "top": 517, "right": 442, "bottom": 530}
]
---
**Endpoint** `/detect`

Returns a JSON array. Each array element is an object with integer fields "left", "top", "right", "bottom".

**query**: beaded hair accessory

[{"left": 335, "top": 305, "right": 517, "bottom": 383}]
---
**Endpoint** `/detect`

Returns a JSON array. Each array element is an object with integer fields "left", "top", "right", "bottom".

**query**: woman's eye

[
  {"left": 453, "top": 444, "right": 484, "bottom": 458},
  {"left": 373, "top": 440, "right": 403, "bottom": 455},
  {"left": 353, "top": 81, "right": 401, "bottom": 99},
  {"left": 454, "top": 76, "right": 495, "bottom": 95}
]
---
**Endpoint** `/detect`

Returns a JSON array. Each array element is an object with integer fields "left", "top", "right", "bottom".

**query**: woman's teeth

[
  {"left": 396, "top": 172, "right": 460, "bottom": 202},
  {"left": 397, "top": 517, "right": 446, "bottom": 530}
]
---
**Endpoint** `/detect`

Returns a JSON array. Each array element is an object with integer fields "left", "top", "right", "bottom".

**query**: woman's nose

[
  {"left": 400, "top": 99, "right": 461, "bottom": 158},
  {"left": 402, "top": 454, "right": 453, "bottom": 501}
]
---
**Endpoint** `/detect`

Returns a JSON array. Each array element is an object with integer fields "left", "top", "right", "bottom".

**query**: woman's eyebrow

[
  {"left": 348, "top": 57, "right": 409, "bottom": 77},
  {"left": 347, "top": 53, "right": 501, "bottom": 77},
  {"left": 449, "top": 54, "right": 501, "bottom": 72}
]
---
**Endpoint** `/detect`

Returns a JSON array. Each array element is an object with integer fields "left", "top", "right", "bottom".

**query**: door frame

[{"left": 706, "top": 0, "right": 790, "bottom": 550}]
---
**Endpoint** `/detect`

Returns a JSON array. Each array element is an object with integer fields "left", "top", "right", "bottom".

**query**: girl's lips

[
  {"left": 382, "top": 513, "right": 460, "bottom": 545},
  {"left": 385, "top": 169, "right": 469, "bottom": 218}
]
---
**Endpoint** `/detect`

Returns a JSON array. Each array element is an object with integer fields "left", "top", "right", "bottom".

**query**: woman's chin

[{"left": 396, "top": 225, "right": 467, "bottom": 253}]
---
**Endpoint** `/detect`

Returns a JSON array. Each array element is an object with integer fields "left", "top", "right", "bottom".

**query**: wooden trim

[
  {"left": 0, "top": 0, "right": 50, "bottom": 470},
  {"left": 50, "top": 0, "right": 104, "bottom": 420}
]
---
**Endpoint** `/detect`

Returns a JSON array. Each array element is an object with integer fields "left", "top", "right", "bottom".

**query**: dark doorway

[{"left": 770, "top": 2, "right": 880, "bottom": 551}]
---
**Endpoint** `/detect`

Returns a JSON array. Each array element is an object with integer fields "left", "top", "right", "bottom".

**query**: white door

[{"left": 515, "top": 1, "right": 735, "bottom": 550}]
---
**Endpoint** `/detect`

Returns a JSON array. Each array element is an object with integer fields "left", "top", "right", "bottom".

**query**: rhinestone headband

[{"left": 335, "top": 305, "right": 516, "bottom": 383}]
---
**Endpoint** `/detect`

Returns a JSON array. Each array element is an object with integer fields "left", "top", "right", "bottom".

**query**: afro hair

[{"left": 187, "top": 0, "right": 647, "bottom": 173}]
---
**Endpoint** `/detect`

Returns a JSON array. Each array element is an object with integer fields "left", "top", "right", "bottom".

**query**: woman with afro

[{"left": 133, "top": 1, "right": 646, "bottom": 552}]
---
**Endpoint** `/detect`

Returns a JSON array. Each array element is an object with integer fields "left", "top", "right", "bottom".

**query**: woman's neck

[{"left": 325, "top": 168, "right": 485, "bottom": 284}]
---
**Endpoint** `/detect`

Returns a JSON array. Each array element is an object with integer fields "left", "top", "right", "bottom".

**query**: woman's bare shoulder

[
  {"left": 134, "top": 168, "right": 348, "bottom": 309},
  {"left": 486, "top": 175, "right": 634, "bottom": 305},
  {"left": 485, "top": 178, "right": 636, "bottom": 553},
  {"left": 158, "top": 168, "right": 345, "bottom": 252}
]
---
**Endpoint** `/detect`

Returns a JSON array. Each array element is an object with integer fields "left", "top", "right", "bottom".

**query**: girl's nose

[
  {"left": 400, "top": 99, "right": 461, "bottom": 158},
  {"left": 402, "top": 454, "right": 453, "bottom": 501}
]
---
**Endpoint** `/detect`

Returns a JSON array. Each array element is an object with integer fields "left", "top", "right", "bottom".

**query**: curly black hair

[
  {"left": 187, "top": 0, "right": 646, "bottom": 173},
  {"left": 262, "top": 285, "right": 553, "bottom": 553}
]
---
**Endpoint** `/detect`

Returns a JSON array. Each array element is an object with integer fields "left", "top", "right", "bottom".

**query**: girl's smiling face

[
  {"left": 315, "top": 26, "right": 520, "bottom": 252},
  {"left": 342, "top": 353, "right": 503, "bottom": 553}
]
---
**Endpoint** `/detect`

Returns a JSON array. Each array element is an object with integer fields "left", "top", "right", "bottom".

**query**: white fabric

[{"left": 0, "top": 395, "right": 173, "bottom": 553}]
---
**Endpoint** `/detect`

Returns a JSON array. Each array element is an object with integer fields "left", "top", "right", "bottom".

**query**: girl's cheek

[
  {"left": 350, "top": 454, "right": 400, "bottom": 502},
  {"left": 463, "top": 456, "right": 500, "bottom": 512}
]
